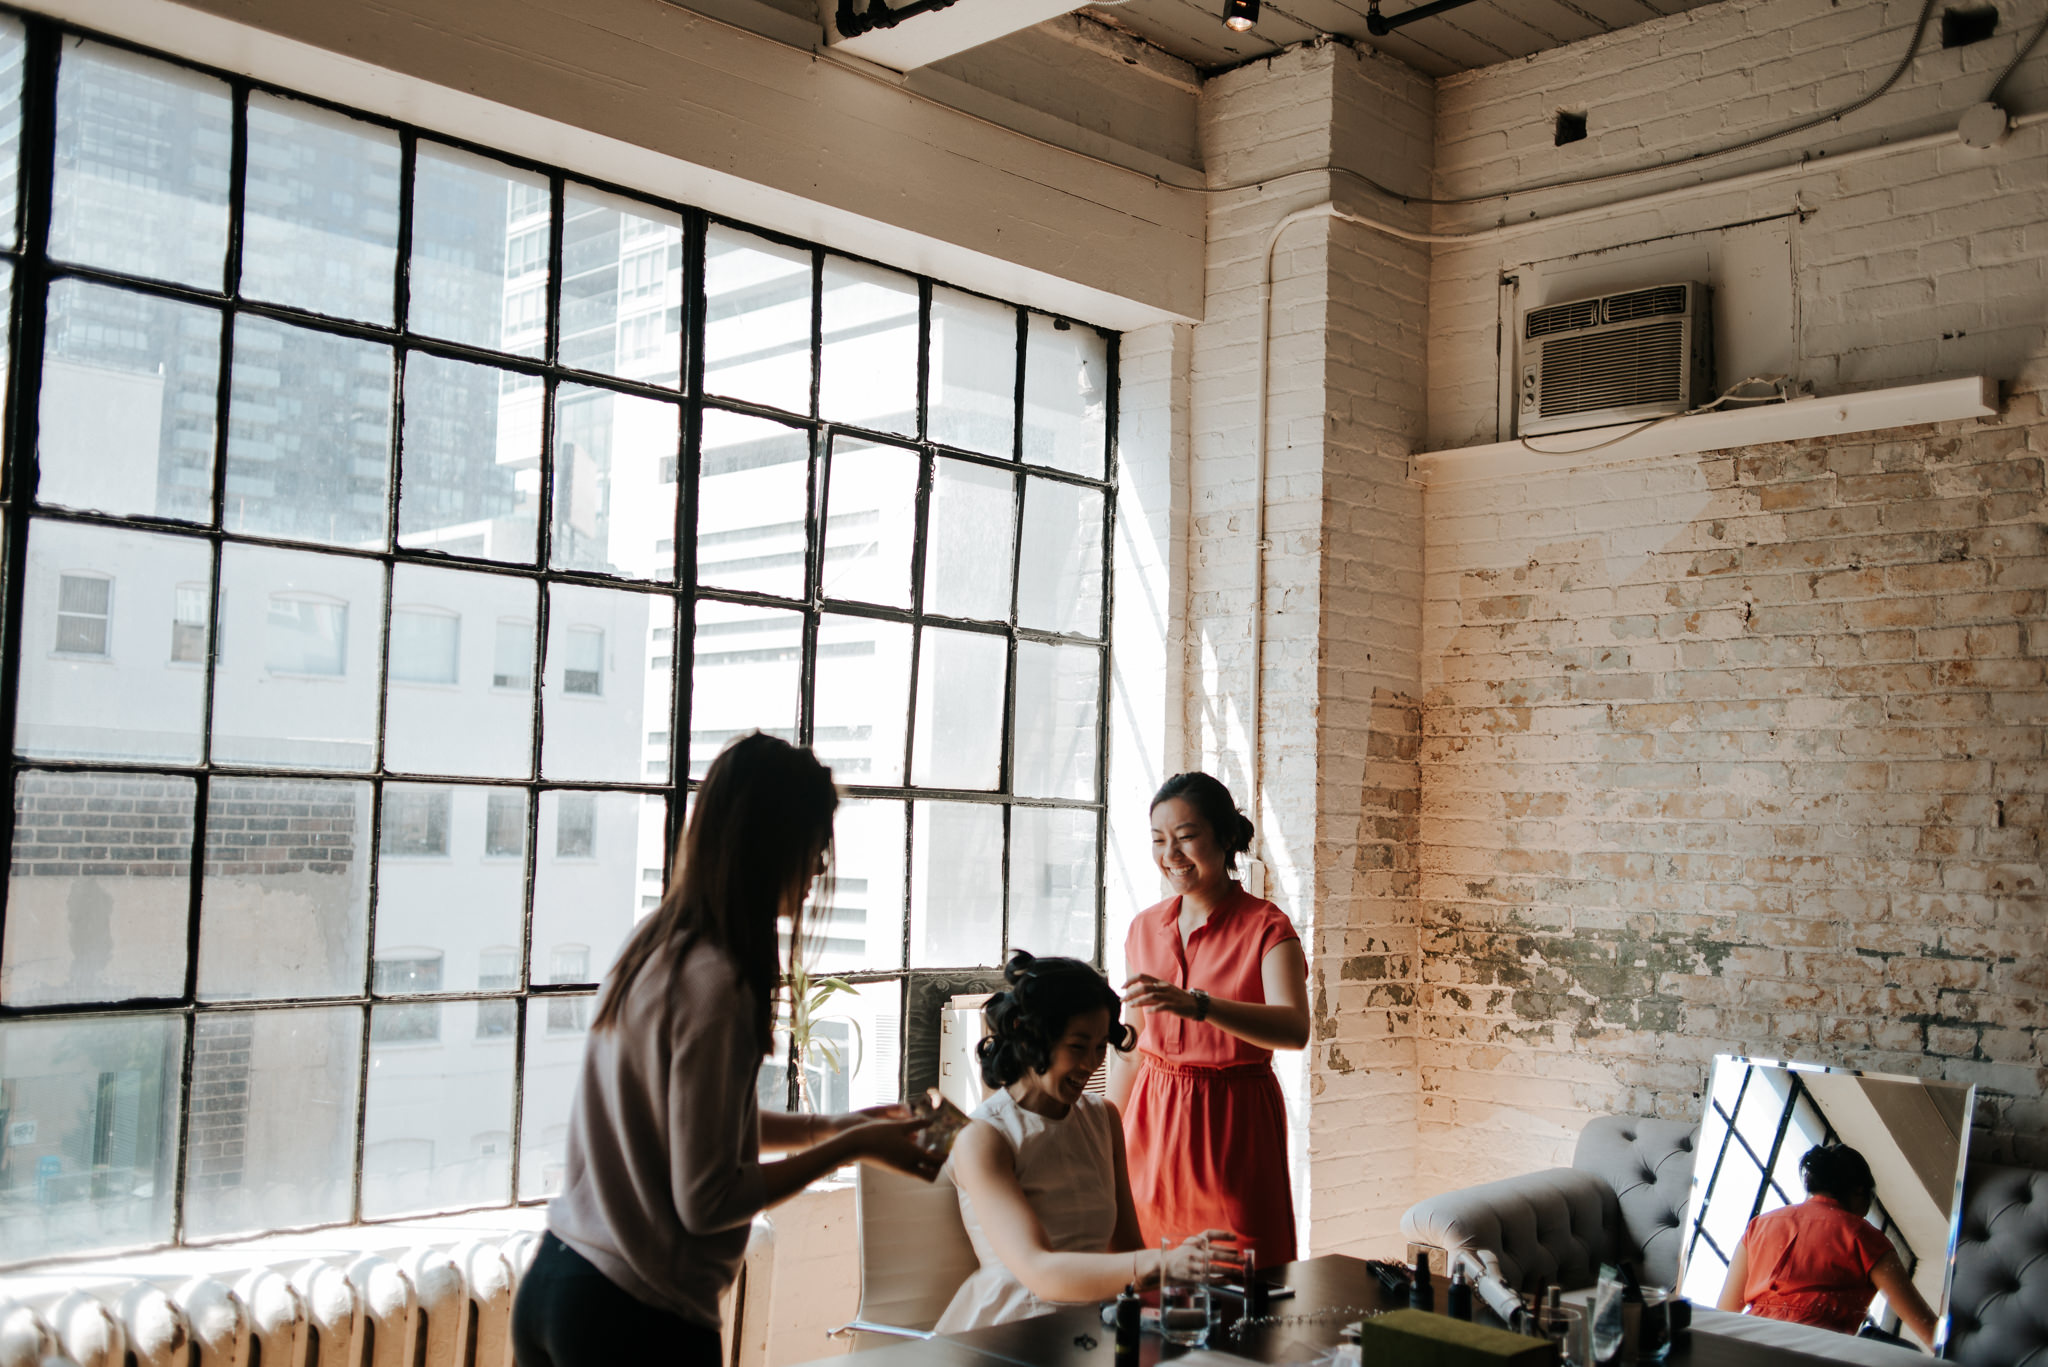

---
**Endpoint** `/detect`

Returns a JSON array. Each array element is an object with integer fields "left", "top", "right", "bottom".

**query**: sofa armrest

[{"left": 1400, "top": 1168, "right": 1623, "bottom": 1295}]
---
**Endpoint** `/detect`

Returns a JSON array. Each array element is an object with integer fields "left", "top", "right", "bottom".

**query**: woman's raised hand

[
  {"left": 844, "top": 1115, "right": 945, "bottom": 1182},
  {"left": 1163, "top": 1230, "right": 1244, "bottom": 1284},
  {"left": 1122, "top": 973, "right": 1198, "bottom": 1018}
]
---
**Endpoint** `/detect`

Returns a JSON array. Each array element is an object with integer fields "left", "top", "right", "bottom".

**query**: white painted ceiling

[{"left": 1082, "top": 0, "right": 1727, "bottom": 76}]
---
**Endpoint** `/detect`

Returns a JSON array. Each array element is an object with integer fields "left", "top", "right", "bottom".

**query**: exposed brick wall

[
  {"left": 1420, "top": 397, "right": 2048, "bottom": 1184},
  {"left": 187, "top": 1014, "right": 252, "bottom": 1194},
  {"left": 9, "top": 773, "right": 195, "bottom": 879},
  {"left": 203, "top": 780, "right": 362, "bottom": 879}
]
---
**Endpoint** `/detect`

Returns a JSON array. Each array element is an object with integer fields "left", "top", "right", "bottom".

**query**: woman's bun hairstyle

[
  {"left": 975, "top": 950, "right": 1135, "bottom": 1089},
  {"left": 1149, "top": 772, "right": 1254, "bottom": 871},
  {"left": 1799, "top": 1143, "right": 1876, "bottom": 1201}
]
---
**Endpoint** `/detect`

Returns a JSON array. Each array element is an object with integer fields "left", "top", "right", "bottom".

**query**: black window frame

[{"left": 0, "top": 6, "right": 1118, "bottom": 1263}]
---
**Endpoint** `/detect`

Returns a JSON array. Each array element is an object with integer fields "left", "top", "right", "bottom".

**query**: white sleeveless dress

[{"left": 933, "top": 1090, "right": 1122, "bottom": 1331}]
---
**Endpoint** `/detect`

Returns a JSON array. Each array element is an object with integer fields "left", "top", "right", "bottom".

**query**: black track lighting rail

[{"left": 1365, "top": 0, "right": 1487, "bottom": 36}]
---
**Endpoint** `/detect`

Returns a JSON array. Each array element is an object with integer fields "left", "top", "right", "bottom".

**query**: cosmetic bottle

[
  {"left": 1409, "top": 1250, "right": 1435, "bottom": 1313},
  {"left": 1445, "top": 1265, "right": 1473, "bottom": 1321}
]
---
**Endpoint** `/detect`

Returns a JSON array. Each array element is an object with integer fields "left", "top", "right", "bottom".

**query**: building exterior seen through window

[{"left": 0, "top": 8, "right": 1114, "bottom": 1263}]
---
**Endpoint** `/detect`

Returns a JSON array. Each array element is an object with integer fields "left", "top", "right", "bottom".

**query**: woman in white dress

[{"left": 936, "top": 952, "right": 1234, "bottom": 1331}]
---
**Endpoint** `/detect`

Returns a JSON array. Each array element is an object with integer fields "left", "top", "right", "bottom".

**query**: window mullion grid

[
  {"left": 1091, "top": 335, "right": 1120, "bottom": 966},
  {"left": 0, "top": 15, "right": 1122, "bottom": 1241}
]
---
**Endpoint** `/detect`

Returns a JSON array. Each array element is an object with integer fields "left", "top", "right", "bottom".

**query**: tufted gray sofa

[{"left": 1400, "top": 1115, "right": 2048, "bottom": 1366}]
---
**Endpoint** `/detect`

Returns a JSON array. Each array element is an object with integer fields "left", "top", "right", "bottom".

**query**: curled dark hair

[
  {"left": 1150, "top": 772, "right": 1255, "bottom": 871},
  {"left": 1799, "top": 1143, "right": 1875, "bottom": 1201},
  {"left": 976, "top": 951, "right": 1135, "bottom": 1089}
]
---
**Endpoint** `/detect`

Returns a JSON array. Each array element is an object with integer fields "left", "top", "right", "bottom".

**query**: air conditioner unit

[{"left": 1517, "top": 282, "right": 1713, "bottom": 437}]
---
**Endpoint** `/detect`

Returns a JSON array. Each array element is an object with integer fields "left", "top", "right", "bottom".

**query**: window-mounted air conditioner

[{"left": 1517, "top": 282, "right": 1713, "bottom": 437}]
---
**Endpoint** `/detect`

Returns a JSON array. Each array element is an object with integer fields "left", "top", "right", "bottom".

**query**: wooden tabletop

[{"left": 797, "top": 1255, "right": 1859, "bottom": 1367}]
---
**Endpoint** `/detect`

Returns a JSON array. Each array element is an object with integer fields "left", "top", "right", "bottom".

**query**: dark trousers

[{"left": 512, "top": 1232, "right": 725, "bottom": 1367}]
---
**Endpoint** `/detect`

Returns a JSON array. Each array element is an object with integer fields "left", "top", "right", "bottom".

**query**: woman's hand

[
  {"left": 1162, "top": 1230, "right": 1243, "bottom": 1285},
  {"left": 825, "top": 1103, "right": 912, "bottom": 1134},
  {"left": 1122, "top": 973, "right": 1200, "bottom": 1018},
  {"left": 841, "top": 1115, "right": 945, "bottom": 1182}
]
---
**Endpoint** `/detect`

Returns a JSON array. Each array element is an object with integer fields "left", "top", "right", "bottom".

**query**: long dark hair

[
  {"left": 975, "top": 951, "right": 1135, "bottom": 1088},
  {"left": 591, "top": 732, "right": 838, "bottom": 1052},
  {"left": 1150, "top": 771, "right": 1255, "bottom": 871}
]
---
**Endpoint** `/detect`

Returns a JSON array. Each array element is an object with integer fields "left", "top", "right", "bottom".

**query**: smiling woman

[{"left": 937, "top": 951, "right": 1234, "bottom": 1332}]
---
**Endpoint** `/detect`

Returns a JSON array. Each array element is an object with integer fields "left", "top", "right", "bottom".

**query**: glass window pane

[
  {"left": 910, "top": 627, "right": 1005, "bottom": 790},
  {"left": 362, "top": 999, "right": 515, "bottom": 1217},
  {"left": 198, "top": 778, "right": 371, "bottom": 1000},
  {"left": 813, "top": 614, "right": 911, "bottom": 787},
  {"left": 688, "top": 600, "right": 800, "bottom": 778},
  {"left": 225, "top": 317, "right": 394, "bottom": 550},
  {"left": 813, "top": 798, "right": 904, "bottom": 975},
  {"left": 212, "top": 545, "right": 382, "bottom": 770},
  {"left": 410, "top": 143, "right": 550, "bottom": 357},
  {"left": 181, "top": 1006, "right": 359, "bottom": 1239},
  {"left": 0, "top": 19, "right": 21, "bottom": 249},
  {"left": 821, "top": 436, "right": 917, "bottom": 608},
  {"left": 1023, "top": 313, "right": 1108, "bottom": 477},
  {"left": 770, "top": 980, "right": 901, "bottom": 1115},
  {"left": 384, "top": 565, "right": 535, "bottom": 779},
  {"left": 0, "top": 1013, "right": 182, "bottom": 1260},
  {"left": 542, "top": 584, "right": 671, "bottom": 783},
  {"left": 376, "top": 786, "right": 524, "bottom": 987},
  {"left": 1016, "top": 478, "right": 1104, "bottom": 637},
  {"left": 550, "top": 384, "right": 680, "bottom": 580},
  {"left": 39, "top": 281, "right": 220, "bottom": 522},
  {"left": 16, "top": 520, "right": 210, "bottom": 764},
  {"left": 50, "top": 43, "right": 229, "bottom": 289},
  {"left": 697, "top": 410, "right": 808, "bottom": 598},
  {"left": 532, "top": 791, "right": 662, "bottom": 996},
  {"left": 520, "top": 990, "right": 589, "bottom": 1200},
  {"left": 704, "top": 225, "right": 811, "bottom": 413},
  {"left": 2, "top": 773, "right": 195, "bottom": 1007},
  {"left": 1011, "top": 641, "right": 1100, "bottom": 801},
  {"left": 820, "top": 257, "right": 916, "bottom": 437},
  {"left": 560, "top": 184, "right": 682, "bottom": 387},
  {"left": 929, "top": 287, "right": 1016, "bottom": 458},
  {"left": 1008, "top": 807, "right": 1097, "bottom": 961},
  {"left": 398, "top": 352, "right": 541, "bottom": 563},
  {"left": 922, "top": 459, "right": 1013, "bottom": 621},
  {"left": 909, "top": 801, "right": 1001, "bottom": 968},
  {"left": 242, "top": 93, "right": 399, "bottom": 324}
]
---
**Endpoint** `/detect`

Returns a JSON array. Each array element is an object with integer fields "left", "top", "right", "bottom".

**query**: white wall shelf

[{"left": 1413, "top": 377, "right": 2001, "bottom": 487}]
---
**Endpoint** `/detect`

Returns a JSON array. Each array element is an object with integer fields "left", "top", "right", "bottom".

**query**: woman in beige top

[{"left": 514, "top": 734, "right": 940, "bottom": 1367}]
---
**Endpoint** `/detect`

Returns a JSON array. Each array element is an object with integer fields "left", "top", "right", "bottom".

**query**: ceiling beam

[{"left": 825, "top": 0, "right": 1090, "bottom": 70}]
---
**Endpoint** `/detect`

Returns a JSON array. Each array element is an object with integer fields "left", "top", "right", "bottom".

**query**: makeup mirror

[{"left": 1679, "top": 1055, "right": 1974, "bottom": 1353}]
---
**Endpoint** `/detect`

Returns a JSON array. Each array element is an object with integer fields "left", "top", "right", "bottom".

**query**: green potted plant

[{"left": 780, "top": 962, "right": 863, "bottom": 1114}]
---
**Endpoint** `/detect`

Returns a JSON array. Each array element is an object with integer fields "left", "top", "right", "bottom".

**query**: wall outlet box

[{"left": 1354, "top": 1309, "right": 1560, "bottom": 1366}]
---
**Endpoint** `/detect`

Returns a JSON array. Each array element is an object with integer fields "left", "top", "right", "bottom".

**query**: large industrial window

[{"left": 0, "top": 11, "right": 1115, "bottom": 1263}]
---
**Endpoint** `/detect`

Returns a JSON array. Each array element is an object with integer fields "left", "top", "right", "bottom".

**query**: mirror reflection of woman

[
  {"left": 1716, "top": 1144, "right": 1938, "bottom": 1350},
  {"left": 1107, "top": 773, "right": 1310, "bottom": 1269}
]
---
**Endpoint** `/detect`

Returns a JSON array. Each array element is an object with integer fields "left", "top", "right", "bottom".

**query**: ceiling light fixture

[{"left": 1223, "top": 0, "right": 1259, "bottom": 32}]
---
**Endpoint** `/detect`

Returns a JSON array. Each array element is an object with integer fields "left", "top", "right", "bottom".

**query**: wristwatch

[{"left": 1190, "top": 988, "right": 1211, "bottom": 1022}]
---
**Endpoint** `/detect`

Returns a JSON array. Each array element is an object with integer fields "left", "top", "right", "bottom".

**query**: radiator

[{"left": 0, "top": 1220, "right": 774, "bottom": 1367}]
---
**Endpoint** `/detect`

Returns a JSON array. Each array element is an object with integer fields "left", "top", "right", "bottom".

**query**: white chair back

[{"left": 849, "top": 1163, "right": 980, "bottom": 1351}]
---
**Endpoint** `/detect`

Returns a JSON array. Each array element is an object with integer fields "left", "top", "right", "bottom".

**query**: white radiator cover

[{"left": 0, "top": 1217, "right": 774, "bottom": 1367}]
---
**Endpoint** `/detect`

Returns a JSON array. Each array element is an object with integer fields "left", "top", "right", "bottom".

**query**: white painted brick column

[{"left": 1190, "top": 42, "right": 1433, "bottom": 1257}]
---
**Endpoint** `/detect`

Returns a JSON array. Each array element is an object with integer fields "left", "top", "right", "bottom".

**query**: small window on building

[
  {"left": 493, "top": 617, "right": 534, "bottom": 690},
  {"left": 562, "top": 625, "right": 603, "bottom": 695},
  {"left": 55, "top": 573, "right": 111, "bottom": 656},
  {"left": 266, "top": 595, "right": 347, "bottom": 675},
  {"left": 547, "top": 945, "right": 591, "bottom": 1033},
  {"left": 382, "top": 787, "right": 452, "bottom": 856},
  {"left": 389, "top": 606, "right": 460, "bottom": 684},
  {"left": 476, "top": 946, "right": 520, "bottom": 1039},
  {"left": 485, "top": 791, "right": 527, "bottom": 858},
  {"left": 171, "top": 583, "right": 208, "bottom": 663},
  {"left": 555, "top": 793, "right": 596, "bottom": 858},
  {"left": 372, "top": 952, "right": 444, "bottom": 1042}
]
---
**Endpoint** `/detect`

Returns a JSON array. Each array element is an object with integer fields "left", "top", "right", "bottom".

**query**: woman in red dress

[
  {"left": 1716, "top": 1144, "right": 1938, "bottom": 1349},
  {"left": 1107, "top": 773, "right": 1310, "bottom": 1268}
]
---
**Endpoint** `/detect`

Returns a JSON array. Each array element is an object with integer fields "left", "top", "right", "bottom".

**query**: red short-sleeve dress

[
  {"left": 1737, "top": 1195, "right": 1895, "bottom": 1334},
  {"left": 1121, "top": 884, "right": 1303, "bottom": 1266}
]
